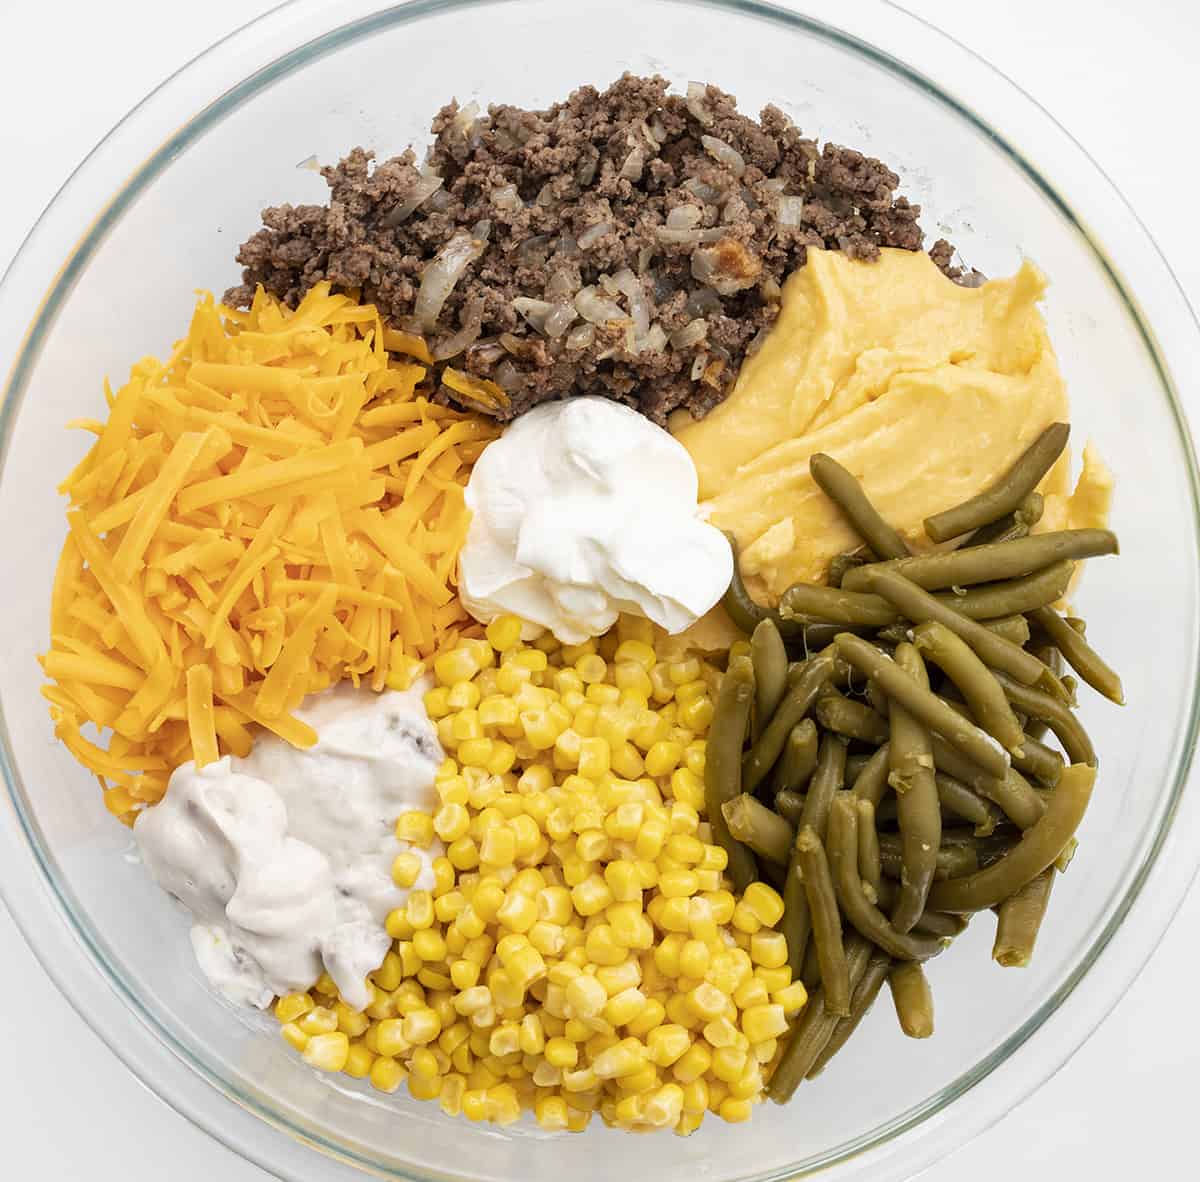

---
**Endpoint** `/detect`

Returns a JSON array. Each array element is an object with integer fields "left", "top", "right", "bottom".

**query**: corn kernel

[
  {"left": 679, "top": 939, "right": 712, "bottom": 980},
  {"left": 544, "top": 1036, "right": 579, "bottom": 1069},
  {"left": 773, "top": 981, "right": 809, "bottom": 1014},
  {"left": 484, "top": 614, "right": 523, "bottom": 652},
  {"left": 412, "top": 928, "right": 447, "bottom": 963},
  {"left": 604, "top": 986, "right": 647, "bottom": 1027},
  {"left": 578, "top": 737, "right": 611, "bottom": 780},
  {"left": 395, "top": 811, "right": 435, "bottom": 848},
  {"left": 626, "top": 999, "right": 666, "bottom": 1038},
  {"left": 644, "top": 741, "right": 683, "bottom": 778},
  {"left": 433, "top": 802, "right": 470, "bottom": 843},
  {"left": 565, "top": 973, "right": 608, "bottom": 1019},
  {"left": 750, "top": 930, "right": 789, "bottom": 970},
  {"left": 731, "top": 899, "right": 763, "bottom": 934},
  {"left": 718, "top": 1097, "right": 754, "bottom": 1123},
  {"left": 298, "top": 1006, "right": 338, "bottom": 1036},
  {"left": 671, "top": 1041, "right": 711, "bottom": 1083},
  {"left": 280, "top": 1022, "right": 308, "bottom": 1052},
  {"left": 733, "top": 977, "right": 770, "bottom": 1010},
  {"left": 571, "top": 875, "right": 613, "bottom": 917},
  {"left": 742, "top": 882, "right": 786, "bottom": 927},
  {"left": 303, "top": 1031, "right": 350, "bottom": 1072},
  {"left": 634, "top": 817, "right": 668, "bottom": 859},
  {"left": 274, "top": 992, "right": 314, "bottom": 1024}
]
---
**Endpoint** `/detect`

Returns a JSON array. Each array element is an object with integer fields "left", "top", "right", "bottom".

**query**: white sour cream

[
  {"left": 459, "top": 397, "right": 732, "bottom": 644},
  {"left": 134, "top": 682, "right": 443, "bottom": 1011}
]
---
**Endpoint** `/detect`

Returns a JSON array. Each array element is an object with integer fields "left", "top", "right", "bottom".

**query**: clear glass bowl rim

[{"left": 1, "top": 2, "right": 1199, "bottom": 1180}]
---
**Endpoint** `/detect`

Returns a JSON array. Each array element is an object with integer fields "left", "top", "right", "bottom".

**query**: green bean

[
  {"left": 863, "top": 568, "right": 1052, "bottom": 692},
  {"left": 722, "top": 794, "right": 794, "bottom": 865},
  {"left": 888, "top": 962, "right": 935, "bottom": 1038},
  {"left": 761, "top": 858, "right": 788, "bottom": 892},
  {"left": 932, "top": 560, "right": 1074, "bottom": 619},
  {"left": 834, "top": 634, "right": 1011, "bottom": 779},
  {"left": 1012, "top": 731, "right": 1064, "bottom": 787},
  {"left": 980, "top": 615, "right": 1032, "bottom": 647},
  {"left": 799, "top": 733, "right": 848, "bottom": 843},
  {"left": 1055, "top": 835, "right": 1079, "bottom": 873},
  {"left": 722, "top": 533, "right": 804, "bottom": 638},
  {"left": 782, "top": 840, "right": 812, "bottom": 978},
  {"left": 929, "top": 734, "right": 1045, "bottom": 830},
  {"left": 878, "top": 842, "right": 979, "bottom": 881},
  {"left": 927, "top": 763, "right": 1095, "bottom": 912},
  {"left": 993, "top": 869, "right": 1056, "bottom": 967},
  {"left": 742, "top": 652, "right": 838, "bottom": 791},
  {"left": 1066, "top": 616, "right": 1087, "bottom": 635},
  {"left": 779, "top": 582, "right": 900, "bottom": 629},
  {"left": 816, "top": 690, "right": 890, "bottom": 745},
  {"left": 806, "top": 950, "right": 892, "bottom": 1079},
  {"left": 865, "top": 678, "right": 890, "bottom": 719},
  {"left": 851, "top": 744, "right": 892, "bottom": 808},
  {"left": 767, "top": 936, "right": 873, "bottom": 1103},
  {"left": 841, "top": 529, "right": 1119, "bottom": 594},
  {"left": 924, "top": 424, "right": 1069, "bottom": 543},
  {"left": 828, "top": 794, "right": 947, "bottom": 960},
  {"left": 775, "top": 789, "right": 807, "bottom": 826},
  {"left": 771, "top": 719, "right": 819, "bottom": 793},
  {"left": 857, "top": 798, "right": 883, "bottom": 899},
  {"left": 845, "top": 753, "right": 871, "bottom": 785},
  {"left": 787, "top": 623, "right": 852, "bottom": 658},
  {"left": 751, "top": 619, "right": 790, "bottom": 743},
  {"left": 886, "top": 643, "right": 941, "bottom": 932},
  {"left": 934, "top": 772, "right": 994, "bottom": 831},
  {"left": 1028, "top": 606, "right": 1124, "bottom": 705},
  {"left": 796, "top": 826, "right": 851, "bottom": 1016},
  {"left": 962, "top": 491, "right": 1045, "bottom": 548},
  {"left": 810, "top": 452, "right": 911, "bottom": 561},
  {"left": 704, "top": 656, "right": 759, "bottom": 892},
  {"left": 827, "top": 551, "right": 868, "bottom": 588},
  {"left": 992, "top": 671, "right": 1097, "bottom": 767},
  {"left": 801, "top": 940, "right": 822, "bottom": 991},
  {"left": 912, "top": 620, "right": 1026, "bottom": 754},
  {"left": 874, "top": 880, "right": 971, "bottom": 937}
]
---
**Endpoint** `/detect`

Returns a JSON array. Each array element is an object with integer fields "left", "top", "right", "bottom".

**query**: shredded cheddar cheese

[{"left": 41, "top": 284, "right": 498, "bottom": 825}]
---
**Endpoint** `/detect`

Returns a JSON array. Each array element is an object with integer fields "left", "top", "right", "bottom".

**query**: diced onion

[
  {"left": 643, "top": 323, "right": 669, "bottom": 353},
  {"left": 382, "top": 175, "right": 443, "bottom": 227},
  {"left": 512, "top": 297, "right": 554, "bottom": 333},
  {"left": 666, "top": 205, "right": 703, "bottom": 230},
  {"left": 691, "top": 352, "right": 709, "bottom": 380},
  {"left": 544, "top": 303, "right": 578, "bottom": 339},
  {"left": 653, "top": 226, "right": 727, "bottom": 246},
  {"left": 612, "top": 268, "right": 650, "bottom": 350},
  {"left": 670, "top": 319, "right": 708, "bottom": 349},
  {"left": 700, "top": 135, "right": 746, "bottom": 178},
  {"left": 565, "top": 323, "right": 596, "bottom": 350},
  {"left": 686, "top": 82, "right": 715, "bottom": 126},
  {"left": 577, "top": 221, "right": 613, "bottom": 250},
  {"left": 492, "top": 184, "right": 521, "bottom": 211},
  {"left": 620, "top": 146, "right": 646, "bottom": 181},
  {"left": 777, "top": 195, "right": 805, "bottom": 227},
  {"left": 575, "top": 286, "right": 628, "bottom": 326},
  {"left": 415, "top": 232, "right": 486, "bottom": 331}
]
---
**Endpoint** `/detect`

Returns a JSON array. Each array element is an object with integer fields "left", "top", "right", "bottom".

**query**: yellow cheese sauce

[{"left": 671, "top": 248, "right": 1111, "bottom": 605}]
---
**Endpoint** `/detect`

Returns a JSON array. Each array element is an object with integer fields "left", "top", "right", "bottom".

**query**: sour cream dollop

[
  {"left": 459, "top": 397, "right": 732, "bottom": 644},
  {"left": 134, "top": 683, "right": 442, "bottom": 1010}
]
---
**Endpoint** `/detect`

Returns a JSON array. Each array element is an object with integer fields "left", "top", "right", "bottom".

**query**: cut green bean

[
  {"left": 828, "top": 794, "right": 947, "bottom": 961},
  {"left": 801, "top": 940, "right": 822, "bottom": 991},
  {"left": 924, "top": 423, "right": 1070, "bottom": 542},
  {"left": 929, "top": 733, "right": 1045, "bottom": 830},
  {"left": 845, "top": 753, "right": 871, "bottom": 785},
  {"left": 888, "top": 643, "right": 940, "bottom": 933},
  {"left": 782, "top": 840, "right": 812, "bottom": 978},
  {"left": 743, "top": 652, "right": 838, "bottom": 791},
  {"left": 928, "top": 764, "right": 1095, "bottom": 912},
  {"left": 963, "top": 491, "right": 1045, "bottom": 548},
  {"left": 779, "top": 582, "right": 901, "bottom": 628},
  {"left": 775, "top": 789, "right": 807, "bottom": 826},
  {"left": 993, "top": 869, "right": 1056, "bottom": 967},
  {"left": 806, "top": 950, "right": 892, "bottom": 1079},
  {"left": 934, "top": 772, "right": 994, "bottom": 831},
  {"left": 841, "top": 529, "right": 1119, "bottom": 594},
  {"left": 912, "top": 620, "right": 1026, "bottom": 754},
  {"left": 851, "top": 744, "right": 892, "bottom": 808},
  {"left": 888, "top": 962, "right": 935, "bottom": 1038},
  {"left": 827, "top": 551, "right": 868, "bottom": 588},
  {"left": 810, "top": 452, "right": 911, "bottom": 561},
  {"left": 1012, "top": 731, "right": 1064, "bottom": 787},
  {"left": 863, "top": 568, "right": 1052, "bottom": 692},
  {"left": 857, "top": 798, "right": 883, "bottom": 899},
  {"left": 979, "top": 615, "right": 1032, "bottom": 647},
  {"left": 796, "top": 826, "right": 851, "bottom": 1017},
  {"left": 771, "top": 719, "right": 819, "bottom": 793},
  {"left": 704, "top": 656, "right": 759, "bottom": 892},
  {"left": 722, "top": 793, "right": 795, "bottom": 865},
  {"left": 751, "top": 618, "right": 790, "bottom": 743},
  {"left": 722, "top": 533, "right": 804, "bottom": 638},
  {"left": 933, "top": 560, "right": 1074, "bottom": 620},
  {"left": 835, "top": 633, "right": 1011, "bottom": 779},
  {"left": 798, "top": 732, "right": 848, "bottom": 843},
  {"left": 1028, "top": 606, "right": 1124, "bottom": 705},
  {"left": 767, "top": 936, "right": 873, "bottom": 1103},
  {"left": 992, "top": 671, "right": 1097, "bottom": 767},
  {"left": 874, "top": 879, "right": 971, "bottom": 938},
  {"left": 878, "top": 842, "right": 979, "bottom": 881},
  {"left": 816, "top": 689, "right": 890, "bottom": 745}
]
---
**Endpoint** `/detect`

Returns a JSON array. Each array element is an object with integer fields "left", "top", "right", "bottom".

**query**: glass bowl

[{"left": 1, "top": 1, "right": 1199, "bottom": 1180}]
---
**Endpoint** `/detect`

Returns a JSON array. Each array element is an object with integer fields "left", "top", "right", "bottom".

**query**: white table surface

[{"left": 2, "top": 1, "right": 1197, "bottom": 1176}]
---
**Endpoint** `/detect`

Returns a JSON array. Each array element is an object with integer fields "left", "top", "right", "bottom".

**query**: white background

[{"left": 1, "top": 0, "right": 1197, "bottom": 1177}]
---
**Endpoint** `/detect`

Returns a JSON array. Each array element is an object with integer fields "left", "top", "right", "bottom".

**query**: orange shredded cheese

[{"left": 41, "top": 284, "right": 498, "bottom": 825}]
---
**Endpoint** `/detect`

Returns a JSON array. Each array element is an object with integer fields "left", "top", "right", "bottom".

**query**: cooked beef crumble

[{"left": 227, "top": 74, "right": 966, "bottom": 424}]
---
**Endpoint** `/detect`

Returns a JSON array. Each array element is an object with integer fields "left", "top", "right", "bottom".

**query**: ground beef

[{"left": 227, "top": 74, "right": 966, "bottom": 424}]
